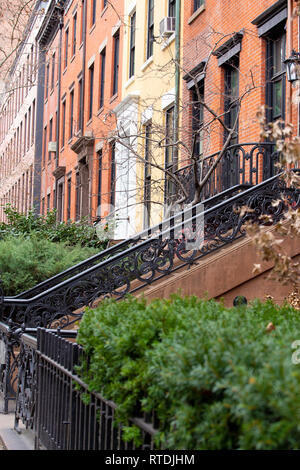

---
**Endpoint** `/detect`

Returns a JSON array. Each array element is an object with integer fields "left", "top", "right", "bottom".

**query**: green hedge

[
  {"left": 77, "top": 295, "right": 300, "bottom": 450},
  {"left": 0, "top": 235, "right": 99, "bottom": 295},
  {"left": 0, "top": 206, "right": 107, "bottom": 249}
]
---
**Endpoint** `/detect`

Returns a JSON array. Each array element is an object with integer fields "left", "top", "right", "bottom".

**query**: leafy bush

[
  {"left": 0, "top": 235, "right": 99, "bottom": 295},
  {"left": 77, "top": 295, "right": 300, "bottom": 450},
  {"left": 0, "top": 205, "right": 108, "bottom": 249}
]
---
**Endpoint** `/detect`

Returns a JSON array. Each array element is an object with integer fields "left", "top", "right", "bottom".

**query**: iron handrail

[
  {"left": 1, "top": 171, "right": 297, "bottom": 330},
  {"left": 7, "top": 141, "right": 275, "bottom": 300}
]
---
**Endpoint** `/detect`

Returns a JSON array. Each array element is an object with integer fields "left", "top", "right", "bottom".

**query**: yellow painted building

[{"left": 113, "top": 0, "right": 182, "bottom": 239}]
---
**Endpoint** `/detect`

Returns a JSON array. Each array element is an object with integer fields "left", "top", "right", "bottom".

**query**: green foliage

[
  {"left": 0, "top": 235, "right": 98, "bottom": 295},
  {"left": 0, "top": 205, "right": 108, "bottom": 249},
  {"left": 77, "top": 295, "right": 300, "bottom": 450}
]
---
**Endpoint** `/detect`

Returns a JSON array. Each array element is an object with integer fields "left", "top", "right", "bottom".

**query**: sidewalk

[{"left": 0, "top": 398, "right": 34, "bottom": 450}]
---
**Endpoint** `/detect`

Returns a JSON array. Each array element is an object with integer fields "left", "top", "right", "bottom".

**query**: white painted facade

[{"left": 113, "top": 94, "right": 139, "bottom": 239}]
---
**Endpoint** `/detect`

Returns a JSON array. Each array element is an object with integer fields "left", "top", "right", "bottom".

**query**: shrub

[
  {"left": 0, "top": 235, "right": 99, "bottom": 295},
  {"left": 0, "top": 205, "right": 108, "bottom": 249},
  {"left": 77, "top": 295, "right": 300, "bottom": 450}
]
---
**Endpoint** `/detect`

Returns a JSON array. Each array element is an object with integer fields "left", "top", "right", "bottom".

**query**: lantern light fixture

[{"left": 284, "top": 49, "right": 300, "bottom": 83}]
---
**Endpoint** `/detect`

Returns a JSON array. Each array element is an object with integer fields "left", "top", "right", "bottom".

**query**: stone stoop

[{"left": 136, "top": 230, "right": 300, "bottom": 307}]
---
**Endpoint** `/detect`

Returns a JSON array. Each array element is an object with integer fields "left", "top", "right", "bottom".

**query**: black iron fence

[
  {"left": 2, "top": 171, "right": 297, "bottom": 332},
  {"left": 175, "top": 142, "right": 279, "bottom": 203},
  {"left": 0, "top": 171, "right": 299, "bottom": 417},
  {"left": 10, "top": 327, "right": 158, "bottom": 450}
]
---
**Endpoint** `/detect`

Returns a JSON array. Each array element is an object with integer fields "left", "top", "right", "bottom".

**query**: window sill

[
  {"left": 79, "top": 42, "right": 83, "bottom": 51},
  {"left": 110, "top": 93, "right": 118, "bottom": 104},
  {"left": 86, "top": 118, "right": 93, "bottom": 127},
  {"left": 50, "top": 88, "right": 54, "bottom": 96},
  {"left": 68, "top": 137, "right": 73, "bottom": 145},
  {"left": 89, "top": 23, "right": 96, "bottom": 35},
  {"left": 101, "top": 5, "right": 108, "bottom": 17},
  {"left": 60, "top": 146, "right": 65, "bottom": 153},
  {"left": 70, "top": 54, "right": 76, "bottom": 63},
  {"left": 161, "top": 33, "right": 175, "bottom": 51},
  {"left": 141, "top": 56, "right": 153, "bottom": 72},
  {"left": 125, "top": 76, "right": 135, "bottom": 88},
  {"left": 188, "top": 4, "right": 205, "bottom": 25},
  {"left": 97, "top": 106, "right": 104, "bottom": 116},
  {"left": 62, "top": 67, "right": 67, "bottom": 75}
]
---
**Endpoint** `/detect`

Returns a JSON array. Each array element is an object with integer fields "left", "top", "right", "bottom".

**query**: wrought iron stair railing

[
  {"left": 7, "top": 183, "right": 250, "bottom": 301},
  {"left": 8, "top": 141, "right": 278, "bottom": 301},
  {"left": 0, "top": 171, "right": 298, "bottom": 330}
]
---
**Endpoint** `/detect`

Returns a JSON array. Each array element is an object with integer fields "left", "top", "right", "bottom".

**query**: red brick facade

[{"left": 181, "top": 0, "right": 299, "bottom": 181}]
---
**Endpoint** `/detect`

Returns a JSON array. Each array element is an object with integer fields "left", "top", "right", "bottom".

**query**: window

[
  {"left": 194, "top": 0, "right": 204, "bottom": 12},
  {"left": 191, "top": 81, "right": 204, "bottom": 157},
  {"left": 222, "top": 56, "right": 240, "bottom": 190},
  {"left": 72, "top": 13, "right": 77, "bottom": 56},
  {"left": 27, "top": 107, "right": 31, "bottom": 151},
  {"left": 99, "top": 48, "right": 106, "bottom": 109},
  {"left": 112, "top": 31, "right": 119, "bottom": 96},
  {"left": 57, "top": 179, "right": 64, "bottom": 222},
  {"left": 61, "top": 99, "right": 66, "bottom": 147},
  {"left": 45, "top": 62, "right": 49, "bottom": 99},
  {"left": 224, "top": 57, "right": 239, "bottom": 145},
  {"left": 97, "top": 150, "right": 102, "bottom": 214},
  {"left": 266, "top": 29, "right": 286, "bottom": 122},
  {"left": 48, "top": 118, "right": 53, "bottom": 160},
  {"left": 64, "top": 28, "right": 69, "bottom": 69},
  {"left": 110, "top": 142, "right": 116, "bottom": 207},
  {"left": 147, "top": 0, "right": 154, "bottom": 59},
  {"left": 43, "top": 125, "right": 47, "bottom": 165},
  {"left": 24, "top": 113, "right": 27, "bottom": 154},
  {"left": 31, "top": 99, "right": 35, "bottom": 146},
  {"left": 80, "top": 1, "right": 84, "bottom": 44},
  {"left": 144, "top": 124, "right": 152, "bottom": 229},
  {"left": 168, "top": 0, "right": 176, "bottom": 17},
  {"left": 70, "top": 89, "right": 74, "bottom": 138},
  {"left": 51, "top": 52, "right": 55, "bottom": 90},
  {"left": 165, "top": 107, "right": 176, "bottom": 209},
  {"left": 78, "top": 77, "right": 83, "bottom": 131},
  {"left": 75, "top": 171, "right": 81, "bottom": 220},
  {"left": 67, "top": 175, "right": 71, "bottom": 220},
  {"left": 88, "top": 63, "right": 94, "bottom": 120},
  {"left": 129, "top": 12, "right": 136, "bottom": 78},
  {"left": 91, "top": 0, "right": 96, "bottom": 26},
  {"left": 47, "top": 193, "right": 50, "bottom": 212}
]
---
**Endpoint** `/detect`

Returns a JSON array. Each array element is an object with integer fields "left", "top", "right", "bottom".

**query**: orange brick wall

[{"left": 41, "top": 0, "right": 123, "bottom": 221}]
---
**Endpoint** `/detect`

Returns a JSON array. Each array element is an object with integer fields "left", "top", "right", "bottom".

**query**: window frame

[
  {"left": 88, "top": 63, "right": 94, "bottom": 120},
  {"left": 143, "top": 123, "right": 152, "bottom": 229},
  {"left": 112, "top": 31, "right": 120, "bottom": 96},
  {"left": 72, "top": 13, "right": 77, "bottom": 57},
  {"left": 147, "top": 0, "right": 154, "bottom": 60},
  {"left": 129, "top": 11, "right": 136, "bottom": 78},
  {"left": 266, "top": 27, "right": 286, "bottom": 123},
  {"left": 99, "top": 48, "right": 106, "bottom": 109}
]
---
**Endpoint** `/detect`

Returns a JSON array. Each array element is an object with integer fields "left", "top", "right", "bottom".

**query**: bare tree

[{"left": 88, "top": 28, "right": 261, "bottom": 233}]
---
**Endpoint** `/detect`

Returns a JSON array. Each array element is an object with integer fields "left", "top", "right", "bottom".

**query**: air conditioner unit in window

[{"left": 159, "top": 17, "right": 175, "bottom": 37}]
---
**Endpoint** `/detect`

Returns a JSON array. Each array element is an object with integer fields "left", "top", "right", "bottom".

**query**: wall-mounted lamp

[{"left": 284, "top": 49, "right": 300, "bottom": 83}]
